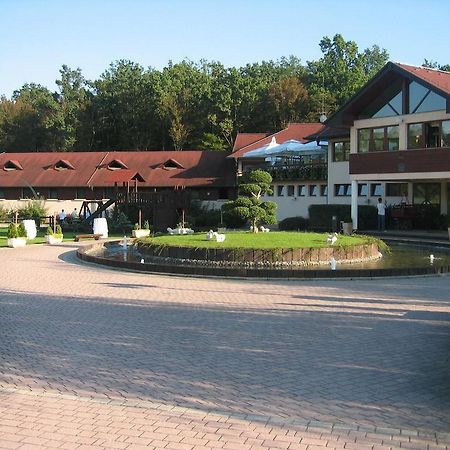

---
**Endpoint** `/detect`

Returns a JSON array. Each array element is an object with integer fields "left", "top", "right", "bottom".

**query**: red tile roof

[
  {"left": 232, "top": 133, "right": 268, "bottom": 152},
  {"left": 231, "top": 123, "right": 325, "bottom": 159},
  {"left": 396, "top": 63, "right": 450, "bottom": 96},
  {"left": 0, "top": 151, "right": 236, "bottom": 188}
]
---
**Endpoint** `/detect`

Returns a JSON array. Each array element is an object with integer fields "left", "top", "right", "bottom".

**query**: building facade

[{"left": 323, "top": 62, "right": 450, "bottom": 228}]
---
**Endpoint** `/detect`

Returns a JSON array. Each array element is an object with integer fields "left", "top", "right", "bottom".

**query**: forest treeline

[{"left": 0, "top": 34, "right": 447, "bottom": 153}]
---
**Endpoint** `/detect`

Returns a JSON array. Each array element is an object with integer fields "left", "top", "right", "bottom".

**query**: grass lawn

[
  {"left": 0, "top": 226, "right": 122, "bottom": 248},
  {"left": 141, "top": 231, "right": 373, "bottom": 249}
]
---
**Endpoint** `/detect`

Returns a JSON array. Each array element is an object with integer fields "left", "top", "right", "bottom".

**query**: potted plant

[
  {"left": 45, "top": 224, "right": 64, "bottom": 244},
  {"left": 131, "top": 220, "right": 150, "bottom": 238},
  {"left": 7, "top": 222, "right": 27, "bottom": 248}
]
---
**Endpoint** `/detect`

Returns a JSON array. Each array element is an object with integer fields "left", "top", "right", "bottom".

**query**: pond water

[{"left": 94, "top": 242, "right": 450, "bottom": 271}]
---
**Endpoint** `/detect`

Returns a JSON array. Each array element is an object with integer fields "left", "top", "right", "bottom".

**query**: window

[
  {"left": 218, "top": 188, "right": 228, "bottom": 199},
  {"left": 277, "top": 185, "right": 285, "bottom": 197},
  {"left": 103, "top": 188, "right": 114, "bottom": 199},
  {"left": 358, "top": 126, "right": 399, "bottom": 152},
  {"left": 387, "top": 126, "right": 399, "bottom": 151},
  {"left": 297, "top": 185, "right": 306, "bottom": 196},
  {"left": 332, "top": 141, "right": 350, "bottom": 161},
  {"left": 0, "top": 189, "right": 4, "bottom": 198},
  {"left": 75, "top": 188, "right": 86, "bottom": 199},
  {"left": 320, "top": 185, "right": 328, "bottom": 196},
  {"left": 360, "top": 79, "right": 402, "bottom": 118},
  {"left": 409, "top": 81, "right": 446, "bottom": 113},
  {"left": 358, "top": 184, "right": 368, "bottom": 196},
  {"left": 107, "top": 159, "right": 128, "bottom": 170},
  {"left": 386, "top": 183, "right": 408, "bottom": 197},
  {"left": 358, "top": 129, "right": 370, "bottom": 153},
  {"left": 287, "top": 185, "right": 295, "bottom": 197},
  {"left": 48, "top": 188, "right": 58, "bottom": 199},
  {"left": 413, "top": 183, "right": 441, "bottom": 206},
  {"left": 309, "top": 185, "right": 318, "bottom": 196},
  {"left": 407, "top": 120, "right": 450, "bottom": 149},
  {"left": 371, "top": 183, "right": 382, "bottom": 197},
  {"left": 21, "top": 188, "right": 34, "bottom": 199},
  {"left": 335, "top": 184, "right": 351, "bottom": 197}
]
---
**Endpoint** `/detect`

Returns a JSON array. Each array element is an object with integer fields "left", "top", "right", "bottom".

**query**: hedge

[{"left": 308, "top": 204, "right": 377, "bottom": 231}]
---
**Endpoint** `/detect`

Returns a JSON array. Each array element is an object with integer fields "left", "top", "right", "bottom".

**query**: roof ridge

[{"left": 393, "top": 61, "right": 450, "bottom": 75}]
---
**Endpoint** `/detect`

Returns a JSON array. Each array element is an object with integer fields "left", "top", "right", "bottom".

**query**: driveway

[{"left": 0, "top": 243, "right": 449, "bottom": 449}]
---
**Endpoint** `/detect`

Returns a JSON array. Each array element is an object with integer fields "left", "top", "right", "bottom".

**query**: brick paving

[{"left": 0, "top": 242, "right": 449, "bottom": 449}]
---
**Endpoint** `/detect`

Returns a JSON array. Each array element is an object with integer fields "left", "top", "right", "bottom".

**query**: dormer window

[
  {"left": 3, "top": 160, "right": 23, "bottom": 171},
  {"left": 54, "top": 159, "right": 75, "bottom": 170},
  {"left": 107, "top": 159, "right": 128, "bottom": 170},
  {"left": 161, "top": 159, "right": 184, "bottom": 170}
]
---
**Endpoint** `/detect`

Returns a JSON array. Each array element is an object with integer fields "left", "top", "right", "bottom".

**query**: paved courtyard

[{"left": 0, "top": 243, "right": 449, "bottom": 449}]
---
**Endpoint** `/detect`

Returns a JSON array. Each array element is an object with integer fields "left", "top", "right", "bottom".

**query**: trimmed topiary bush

[
  {"left": 7, "top": 223, "right": 18, "bottom": 239},
  {"left": 17, "top": 223, "right": 27, "bottom": 238}
]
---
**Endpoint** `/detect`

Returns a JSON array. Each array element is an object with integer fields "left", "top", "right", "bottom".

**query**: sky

[{"left": 1, "top": 0, "right": 449, "bottom": 98}]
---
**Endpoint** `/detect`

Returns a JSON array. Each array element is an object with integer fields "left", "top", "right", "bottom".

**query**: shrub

[
  {"left": 55, "top": 224, "right": 63, "bottom": 236},
  {"left": 308, "top": 204, "right": 377, "bottom": 231},
  {"left": 0, "top": 205, "right": 9, "bottom": 222},
  {"left": 188, "top": 200, "right": 222, "bottom": 229},
  {"left": 134, "top": 222, "right": 141, "bottom": 230},
  {"left": 17, "top": 223, "right": 27, "bottom": 238},
  {"left": 17, "top": 199, "right": 48, "bottom": 219},
  {"left": 278, "top": 216, "right": 309, "bottom": 231},
  {"left": 45, "top": 226, "right": 53, "bottom": 236},
  {"left": 143, "top": 220, "right": 150, "bottom": 230},
  {"left": 108, "top": 208, "right": 132, "bottom": 233},
  {"left": 7, "top": 223, "right": 18, "bottom": 239}
]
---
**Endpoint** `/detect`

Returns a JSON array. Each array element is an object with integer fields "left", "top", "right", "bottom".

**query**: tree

[
  {"left": 222, "top": 170, "right": 277, "bottom": 232},
  {"left": 307, "top": 34, "right": 389, "bottom": 116},
  {"left": 423, "top": 59, "right": 450, "bottom": 72},
  {"left": 55, "top": 65, "right": 89, "bottom": 150},
  {"left": 267, "top": 77, "right": 309, "bottom": 129}
]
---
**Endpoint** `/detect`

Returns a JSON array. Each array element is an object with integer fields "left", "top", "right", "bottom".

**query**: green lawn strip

[
  {"left": 0, "top": 227, "right": 122, "bottom": 247},
  {"left": 140, "top": 231, "right": 370, "bottom": 249}
]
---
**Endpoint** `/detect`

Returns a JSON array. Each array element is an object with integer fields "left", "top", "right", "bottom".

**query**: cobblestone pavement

[{"left": 0, "top": 243, "right": 449, "bottom": 449}]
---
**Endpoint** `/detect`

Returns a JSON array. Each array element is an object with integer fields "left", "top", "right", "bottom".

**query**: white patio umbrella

[
  {"left": 241, "top": 137, "right": 279, "bottom": 158},
  {"left": 265, "top": 139, "right": 327, "bottom": 157}
]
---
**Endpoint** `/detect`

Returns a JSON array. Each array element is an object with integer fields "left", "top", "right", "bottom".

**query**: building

[
  {"left": 0, "top": 150, "right": 236, "bottom": 228},
  {"left": 321, "top": 62, "right": 450, "bottom": 229},
  {"left": 230, "top": 123, "right": 327, "bottom": 220}
]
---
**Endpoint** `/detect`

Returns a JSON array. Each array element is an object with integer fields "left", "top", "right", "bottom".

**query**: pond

[{"left": 82, "top": 241, "right": 450, "bottom": 278}]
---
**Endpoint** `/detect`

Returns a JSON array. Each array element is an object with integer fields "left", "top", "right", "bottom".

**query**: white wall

[{"left": 263, "top": 181, "right": 328, "bottom": 221}]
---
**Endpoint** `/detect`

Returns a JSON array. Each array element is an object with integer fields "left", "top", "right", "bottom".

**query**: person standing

[
  {"left": 59, "top": 209, "right": 66, "bottom": 223},
  {"left": 377, "top": 197, "right": 386, "bottom": 231}
]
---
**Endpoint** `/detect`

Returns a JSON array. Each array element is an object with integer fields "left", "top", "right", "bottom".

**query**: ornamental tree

[{"left": 222, "top": 170, "right": 277, "bottom": 232}]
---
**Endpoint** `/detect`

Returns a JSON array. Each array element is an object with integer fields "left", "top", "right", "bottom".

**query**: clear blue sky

[{"left": 1, "top": 0, "right": 449, "bottom": 98}]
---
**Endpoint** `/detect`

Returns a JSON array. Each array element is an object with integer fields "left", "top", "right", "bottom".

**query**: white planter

[
  {"left": 7, "top": 237, "right": 27, "bottom": 248},
  {"left": 46, "top": 235, "right": 63, "bottom": 245},
  {"left": 132, "top": 229, "right": 151, "bottom": 238}
]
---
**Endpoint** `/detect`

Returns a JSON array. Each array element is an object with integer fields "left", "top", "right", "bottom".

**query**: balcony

[
  {"left": 266, "top": 163, "right": 327, "bottom": 182},
  {"left": 350, "top": 147, "right": 450, "bottom": 175}
]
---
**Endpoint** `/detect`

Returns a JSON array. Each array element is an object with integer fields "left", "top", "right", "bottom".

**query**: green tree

[
  {"left": 307, "top": 34, "right": 388, "bottom": 116},
  {"left": 423, "top": 59, "right": 450, "bottom": 72},
  {"left": 55, "top": 65, "right": 89, "bottom": 150},
  {"left": 222, "top": 170, "right": 277, "bottom": 232},
  {"left": 0, "top": 84, "right": 60, "bottom": 151},
  {"left": 267, "top": 77, "right": 309, "bottom": 129}
]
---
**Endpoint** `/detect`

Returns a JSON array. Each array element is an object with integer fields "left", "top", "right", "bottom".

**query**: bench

[{"left": 74, "top": 234, "right": 103, "bottom": 242}]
